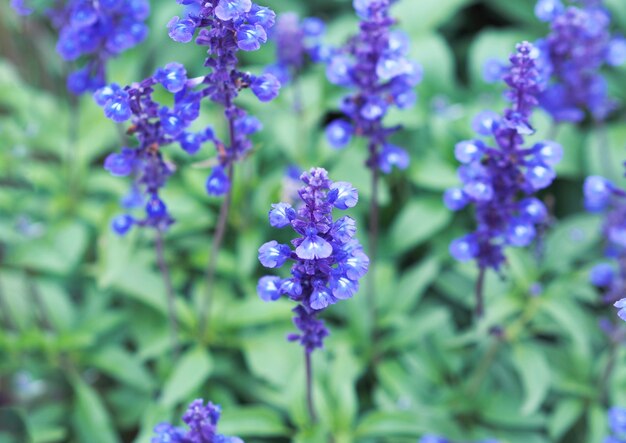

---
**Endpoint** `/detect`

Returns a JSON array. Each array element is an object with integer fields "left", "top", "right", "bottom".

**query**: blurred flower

[
  {"left": 446, "top": 42, "right": 560, "bottom": 270},
  {"left": 152, "top": 399, "right": 243, "bottom": 443},
  {"left": 257, "top": 167, "right": 369, "bottom": 352},
  {"left": 585, "top": 174, "right": 626, "bottom": 319},
  {"left": 12, "top": 0, "right": 150, "bottom": 94},
  {"left": 322, "top": 0, "right": 421, "bottom": 173}
]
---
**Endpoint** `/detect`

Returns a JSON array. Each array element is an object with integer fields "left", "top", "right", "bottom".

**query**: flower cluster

[
  {"left": 257, "top": 167, "right": 369, "bottom": 352},
  {"left": 606, "top": 407, "right": 626, "bottom": 443},
  {"left": 584, "top": 175, "right": 626, "bottom": 320},
  {"left": 533, "top": 0, "right": 626, "bottom": 122},
  {"left": 13, "top": 0, "right": 150, "bottom": 95},
  {"left": 97, "top": 0, "right": 281, "bottom": 234},
  {"left": 166, "top": 0, "right": 280, "bottom": 195},
  {"left": 265, "top": 13, "right": 326, "bottom": 85},
  {"left": 445, "top": 42, "right": 562, "bottom": 270},
  {"left": 95, "top": 64, "right": 209, "bottom": 234},
  {"left": 324, "top": 0, "right": 421, "bottom": 173},
  {"left": 152, "top": 399, "right": 242, "bottom": 443}
]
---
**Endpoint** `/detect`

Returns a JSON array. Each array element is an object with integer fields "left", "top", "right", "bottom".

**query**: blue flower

[
  {"left": 251, "top": 73, "right": 281, "bottom": 102},
  {"left": 206, "top": 166, "right": 231, "bottom": 196},
  {"left": 215, "top": 0, "right": 252, "bottom": 21},
  {"left": 111, "top": 214, "right": 134, "bottom": 236},
  {"left": 237, "top": 24, "right": 267, "bottom": 51},
  {"left": 258, "top": 240, "right": 291, "bottom": 268},
  {"left": 154, "top": 63, "right": 188, "bottom": 93},
  {"left": 168, "top": 16, "right": 196, "bottom": 43},
  {"left": 257, "top": 168, "right": 368, "bottom": 352}
]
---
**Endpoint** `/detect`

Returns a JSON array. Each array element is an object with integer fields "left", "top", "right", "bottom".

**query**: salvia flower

[
  {"left": 257, "top": 168, "right": 369, "bottom": 353},
  {"left": 584, "top": 174, "right": 626, "bottom": 320},
  {"left": 166, "top": 0, "right": 280, "bottom": 195},
  {"left": 13, "top": 0, "right": 150, "bottom": 94},
  {"left": 151, "top": 399, "right": 243, "bottom": 443},
  {"left": 419, "top": 437, "right": 500, "bottom": 443},
  {"left": 95, "top": 66, "right": 214, "bottom": 234},
  {"left": 265, "top": 13, "right": 326, "bottom": 85},
  {"left": 323, "top": 0, "right": 422, "bottom": 173},
  {"left": 534, "top": 0, "right": 626, "bottom": 122},
  {"left": 446, "top": 42, "right": 561, "bottom": 270}
]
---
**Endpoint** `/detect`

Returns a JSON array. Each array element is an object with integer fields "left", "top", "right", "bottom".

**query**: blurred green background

[{"left": 1, "top": 0, "right": 626, "bottom": 442}]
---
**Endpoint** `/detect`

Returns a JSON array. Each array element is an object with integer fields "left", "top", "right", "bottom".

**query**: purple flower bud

[
  {"left": 455, "top": 140, "right": 484, "bottom": 164},
  {"left": 104, "top": 151, "right": 133, "bottom": 176},
  {"left": 206, "top": 166, "right": 231, "bottom": 196},
  {"left": 258, "top": 240, "right": 291, "bottom": 268},
  {"left": 584, "top": 176, "right": 612, "bottom": 211},
  {"left": 310, "top": 286, "right": 334, "bottom": 310},
  {"left": 146, "top": 196, "right": 167, "bottom": 218},
  {"left": 326, "top": 120, "right": 354, "bottom": 149},
  {"left": 330, "top": 272, "right": 359, "bottom": 300},
  {"left": 519, "top": 197, "right": 548, "bottom": 223},
  {"left": 506, "top": 220, "right": 536, "bottom": 247},
  {"left": 534, "top": 141, "right": 563, "bottom": 167},
  {"left": 247, "top": 4, "right": 276, "bottom": 29},
  {"left": 258, "top": 276, "right": 282, "bottom": 301},
  {"left": 251, "top": 73, "right": 281, "bottom": 102},
  {"left": 332, "top": 216, "right": 357, "bottom": 242},
  {"left": 361, "top": 96, "right": 388, "bottom": 120},
  {"left": 331, "top": 182, "right": 359, "bottom": 210},
  {"left": 472, "top": 111, "right": 500, "bottom": 136},
  {"left": 534, "top": 0, "right": 564, "bottom": 22},
  {"left": 326, "top": 56, "right": 353, "bottom": 86},
  {"left": 168, "top": 16, "right": 196, "bottom": 43},
  {"left": 155, "top": 63, "right": 187, "bottom": 93},
  {"left": 607, "top": 37, "right": 626, "bottom": 66},
  {"left": 104, "top": 91, "right": 131, "bottom": 122},
  {"left": 215, "top": 0, "right": 252, "bottom": 21},
  {"left": 269, "top": 203, "right": 296, "bottom": 228},
  {"left": 378, "top": 144, "right": 409, "bottom": 173},
  {"left": 449, "top": 235, "right": 478, "bottom": 261},
  {"left": 444, "top": 188, "right": 469, "bottom": 211},
  {"left": 589, "top": 263, "right": 614, "bottom": 287},
  {"left": 463, "top": 180, "right": 494, "bottom": 201},
  {"left": 526, "top": 164, "right": 556, "bottom": 190},
  {"left": 111, "top": 214, "right": 134, "bottom": 235},
  {"left": 237, "top": 24, "right": 267, "bottom": 51}
]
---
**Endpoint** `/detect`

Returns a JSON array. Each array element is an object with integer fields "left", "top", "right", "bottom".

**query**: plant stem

[
  {"left": 199, "top": 163, "right": 234, "bottom": 339},
  {"left": 475, "top": 267, "right": 486, "bottom": 319},
  {"left": 367, "top": 157, "right": 380, "bottom": 331},
  {"left": 305, "top": 349, "right": 317, "bottom": 423},
  {"left": 0, "top": 275, "right": 16, "bottom": 331},
  {"left": 468, "top": 338, "right": 502, "bottom": 396},
  {"left": 154, "top": 229, "right": 179, "bottom": 357}
]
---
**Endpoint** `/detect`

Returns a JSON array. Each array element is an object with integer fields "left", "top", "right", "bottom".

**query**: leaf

[
  {"left": 70, "top": 375, "right": 119, "bottom": 443},
  {"left": 159, "top": 347, "right": 213, "bottom": 407},
  {"left": 219, "top": 406, "right": 290, "bottom": 437},
  {"left": 512, "top": 344, "right": 551, "bottom": 415},
  {"left": 389, "top": 198, "right": 452, "bottom": 254},
  {"left": 393, "top": 0, "right": 473, "bottom": 34},
  {"left": 88, "top": 346, "right": 155, "bottom": 392},
  {"left": 548, "top": 398, "right": 584, "bottom": 440}
]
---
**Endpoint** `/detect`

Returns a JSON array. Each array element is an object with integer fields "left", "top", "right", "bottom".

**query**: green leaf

[
  {"left": 219, "top": 406, "right": 290, "bottom": 437},
  {"left": 393, "top": 0, "right": 473, "bottom": 34},
  {"left": 70, "top": 375, "right": 119, "bottom": 443},
  {"left": 88, "top": 346, "right": 155, "bottom": 392},
  {"left": 159, "top": 346, "right": 213, "bottom": 407},
  {"left": 548, "top": 398, "right": 584, "bottom": 441},
  {"left": 512, "top": 344, "right": 551, "bottom": 415},
  {"left": 389, "top": 198, "right": 452, "bottom": 254}
]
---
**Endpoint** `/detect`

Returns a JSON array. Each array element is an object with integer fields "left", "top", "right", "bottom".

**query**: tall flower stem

[
  {"left": 367, "top": 160, "right": 380, "bottom": 339},
  {"left": 305, "top": 349, "right": 317, "bottom": 423},
  {"left": 475, "top": 267, "right": 486, "bottom": 319},
  {"left": 199, "top": 163, "right": 234, "bottom": 339},
  {"left": 155, "top": 229, "right": 179, "bottom": 357},
  {"left": 0, "top": 275, "right": 16, "bottom": 330}
]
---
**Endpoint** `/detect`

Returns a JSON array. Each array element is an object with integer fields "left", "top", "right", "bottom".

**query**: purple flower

[
  {"left": 215, "top": 0, "right": 252, "bottom": 21},
  {"left": 585, "top": 173, "right": 626, "bottom": 314},
  {"left": 446, "top": 42, "right": 559, "bottom": 270},
  {"left": 257, "top": 168, "right": 369, "bottom": 352},
  {"left": 322, "top": 0, "right": 421, "bottom": 174},
  {"left": 251, "top": 73, "right": 281, "bottom": 102},
  {"left": 154, "top": 63, "right": 188, "bottom": 93},
  {"left": 151, "top": 399, "right": 242, "bottom": 443}
]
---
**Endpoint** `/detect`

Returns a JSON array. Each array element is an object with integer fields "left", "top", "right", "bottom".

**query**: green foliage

[{"left": 1, "top": 1, "right": 625, "bottom": 443}]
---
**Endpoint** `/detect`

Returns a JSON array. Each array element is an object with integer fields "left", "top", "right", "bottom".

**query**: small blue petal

[
  {"left": 296, "top": 235, "right": 333, "bottom": 260},
  {"left": 269, "top": 203, "right": 295, "bottom": 228},
  {"left": 258, "top": 240, "right": 291, "bottom": 268},
  {"left": 257, "top": 276, "right": 282, "bottom": 301},
  {"left": 331, "top": 182, "right": 358, "bottom": 210}
]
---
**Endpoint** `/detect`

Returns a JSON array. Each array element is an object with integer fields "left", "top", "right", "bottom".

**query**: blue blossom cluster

[
  {"left": 95, "top": 65, "right": 208, "bottom": 234},
  {"left": 167, "top": 0, "right": 280, "bottom": 195},
  {"left": 584, "top": 175, "right": 626, "bottom": 320},
  {"left": 97, "top": 0, "right": 281, "bottom": 234},
  {"left": 324, "top": 0, "right": 421, "bottom": 173},
  {"left": 12, "top": 0, "right": 150, "bottom": 95},
  {"left": 530, "top": 0, "right": 626, "bottom": 122},
  {"left": 257, "top": 167, "right": 369, "bottom": 352},
  {"left": 606, "top": 407, "right": 626, "bottom": 443},
  {"left": 445, "top": 42, "right": 562, "bottom": 270},
  {"left": 152, "top": 399, "right": 242, "bottom": 443},
  {"left": 265, "top": 13, "right": 326, "bottom": 85}
]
